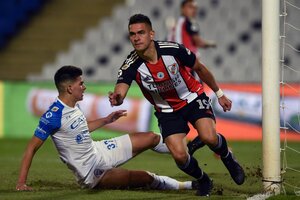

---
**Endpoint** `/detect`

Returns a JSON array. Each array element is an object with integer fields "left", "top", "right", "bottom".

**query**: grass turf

[{"left": 0, "top": 138, "right": 299, "bottom": 200}]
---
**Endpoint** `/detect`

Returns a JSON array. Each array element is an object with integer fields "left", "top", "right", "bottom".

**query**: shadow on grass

[{"left": 30, "top": 179, "right": 79, "bottom": 190}]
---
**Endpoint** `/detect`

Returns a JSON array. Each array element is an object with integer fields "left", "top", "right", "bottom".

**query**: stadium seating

[
  {"left": 26, "top": 0, "right": 299, "bottom": 83},
  {"left": 0, "top": 0, "right": 45, "bottom": 49},
  {"left": 0, "top": 0, "right": 124, "bottom": 80}
]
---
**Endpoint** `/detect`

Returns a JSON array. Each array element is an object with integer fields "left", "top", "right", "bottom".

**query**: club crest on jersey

[
  {"left": 157, "top": 72, "right": 164, "bottom": 79},
  {"left": 167, "top": 63, "right": 179, "bottom": 75}
]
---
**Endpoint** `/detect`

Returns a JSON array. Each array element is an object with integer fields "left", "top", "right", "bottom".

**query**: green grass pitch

[{"left": 0, "top": 138, "right": 299, "bottom": 200}]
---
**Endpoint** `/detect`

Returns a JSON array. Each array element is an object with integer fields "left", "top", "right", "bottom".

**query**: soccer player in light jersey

[
  {"left": 16, "top": 66, "right": 198, "bottom": 192},
  {"left": 109, "top": 14, "right": 245, "bottom": 196}
]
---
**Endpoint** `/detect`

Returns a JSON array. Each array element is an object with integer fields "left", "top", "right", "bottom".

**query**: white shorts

[{"left": 83, "top": 134, "right": 133, "bottom": 188}]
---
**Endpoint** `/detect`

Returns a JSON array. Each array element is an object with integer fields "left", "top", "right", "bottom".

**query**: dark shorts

[{"left": 154, "top": 93, "right": 216, "bottom": 140}]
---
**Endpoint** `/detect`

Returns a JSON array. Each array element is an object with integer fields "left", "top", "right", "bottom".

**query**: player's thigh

[
  {"left": 194, "top": 118, "right": 218, "bottom": 146},
  {"left": 164, "top": 133, "right": 188, "bottom": 163},
  {"left": 154, "top": 111, "right": 190, "bottom": 140},
  {"left": 129, "top": 132, "right": 160, "bottom": 157},
  {"left": 98, "top": 134, "right": 133, "bottom": 167},
  {"left": 182, "top": 93, "right": 218, "bottom": 145}
]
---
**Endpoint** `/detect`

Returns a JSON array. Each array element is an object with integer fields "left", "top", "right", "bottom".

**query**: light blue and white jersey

[{"left": 34, "top": 98, "right": 100, "bottom": 187}]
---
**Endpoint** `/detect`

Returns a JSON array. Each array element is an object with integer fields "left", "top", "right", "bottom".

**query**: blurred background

[{"left": 0, "top": 0, "right": 299, "bottom": 141}]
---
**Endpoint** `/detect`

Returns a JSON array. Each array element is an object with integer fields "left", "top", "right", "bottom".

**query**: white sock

[
  {"left": 148, "top": 172, "right": 192, "bottom": 190},
  {"left": 179, "top": 181, "right": 192, "bottom": 189},
  {"left": 151, "top": 134, "right": 169, "bottom": 153}
]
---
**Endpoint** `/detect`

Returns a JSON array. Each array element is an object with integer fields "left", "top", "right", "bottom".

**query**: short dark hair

[
  {"left": 181, "top": 0, "right": 195, "bottom": 8},
  {"left": 128, "top": 14, "right": 152, "bottom": 29},
  {"left": 54, "top": 65, "right": 82, "bottom": 92}
]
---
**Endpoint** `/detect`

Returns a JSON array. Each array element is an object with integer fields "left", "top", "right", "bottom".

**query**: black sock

[
  {"left": 177, "top": 154, "right": 203, "bottom": 179},
  {"left": 209, "top": 133, "right": 229, "bottom": 158}
]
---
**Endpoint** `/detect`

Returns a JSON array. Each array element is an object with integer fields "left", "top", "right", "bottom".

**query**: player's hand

[
  {"left": 16, "top": 183, "right": 33, "bottom": 191},
  {"left": 218, "top": 95, "right": 232, "bottom": 112},
  {"left": 106, "top": 110, "right": 127, "bottom": 124},
  {"left": 206, "top": 40, "right": 217, "bottom": 48},
  {"left": 108, "top": 91, "right": 123, "bottom": 106}
]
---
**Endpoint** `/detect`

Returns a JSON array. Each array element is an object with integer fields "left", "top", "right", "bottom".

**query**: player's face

[
  {"left": 182, "top": 2, "right": 198, "bottom": 18},
  {"left": 70, "top": 76, "right": 86, "bottom": 101},
  {"left": 128, "top": 23, "right": 154, "bottom": 52}
]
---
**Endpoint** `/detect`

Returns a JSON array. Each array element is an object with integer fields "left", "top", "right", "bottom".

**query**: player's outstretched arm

[
  {"left": 193, "top": 59, "right": 232, "bottom": 112},
  {"left": 88, "top": 110, "right": 127, "bottom": 132},
  {"left": 108, "top": 83, "right": 130, "bottom": 106},
  {"left": 193, "top": 35, "right": 216, "bottom": 49},
  {"left": 16, "top": 136, "right": 44, "bottom": 191}
]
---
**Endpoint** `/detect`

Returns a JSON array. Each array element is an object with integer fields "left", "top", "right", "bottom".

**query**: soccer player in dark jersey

[{"left": 109, "top": 14, "right": 245, "bottom": 196}]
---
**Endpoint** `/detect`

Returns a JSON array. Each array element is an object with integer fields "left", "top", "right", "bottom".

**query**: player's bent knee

[
  {"left": 173, "top": 151, "right": 189, "bottom": 165},
  {"left": 144, "top": 131, "right": 160, "bottom": 147},
  {"left": 151, "top": 132, "right": 161, "bottom": 146},
  {"left": 200, "top": 134, "right": 218, "bottom": 147}
]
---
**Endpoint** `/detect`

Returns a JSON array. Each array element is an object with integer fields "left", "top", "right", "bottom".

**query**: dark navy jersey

[
  {"left": 117, "top": 41, "right": 204, "bottom": 113},
  {"left": 185, "top": 17, "right": 200, "bottom": 35}
]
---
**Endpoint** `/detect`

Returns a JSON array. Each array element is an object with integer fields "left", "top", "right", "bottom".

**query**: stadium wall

[
  {"left": 0, "top": 82, "right": 299, "bottom": 141},
  {"left": 0, "top": 81, "right": 151, "bottom": 139}
]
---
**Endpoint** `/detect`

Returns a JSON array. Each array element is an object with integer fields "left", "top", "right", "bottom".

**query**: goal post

[{"left": 262, "top": 0, "right": 281, "bottom": 194}]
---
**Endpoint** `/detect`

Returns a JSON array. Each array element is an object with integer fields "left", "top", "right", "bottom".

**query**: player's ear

[
  {"left": 66, "top": 84, "right": 73, "bottom": 94},
  {"left": 150, "top": 30, "right": 155, "bottom": 40}
]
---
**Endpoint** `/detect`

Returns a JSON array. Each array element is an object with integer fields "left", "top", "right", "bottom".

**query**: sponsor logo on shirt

[
  {"left": 45, "top": 112, "right": 53, "bottom": 118},
  {"left": 171, "top": 73, "right": 182, "bottom": 87},
  {"left": 75, "top": 130, "right": 89, "bottom": 144},
  {"left": 75, "top": 134, "right": 83, "bottom": 144},
  {"left": 40, "top": 117, "right": 50, "bottom": 125},
  {"left": 148, "top": 73, "right": 183, "bottom": 93},
  {"left": 142, "top": 75, "right": 152, "bottom": 83},
  {"left": 71, "top": 115, "right": 85, "bottom": 129}
]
